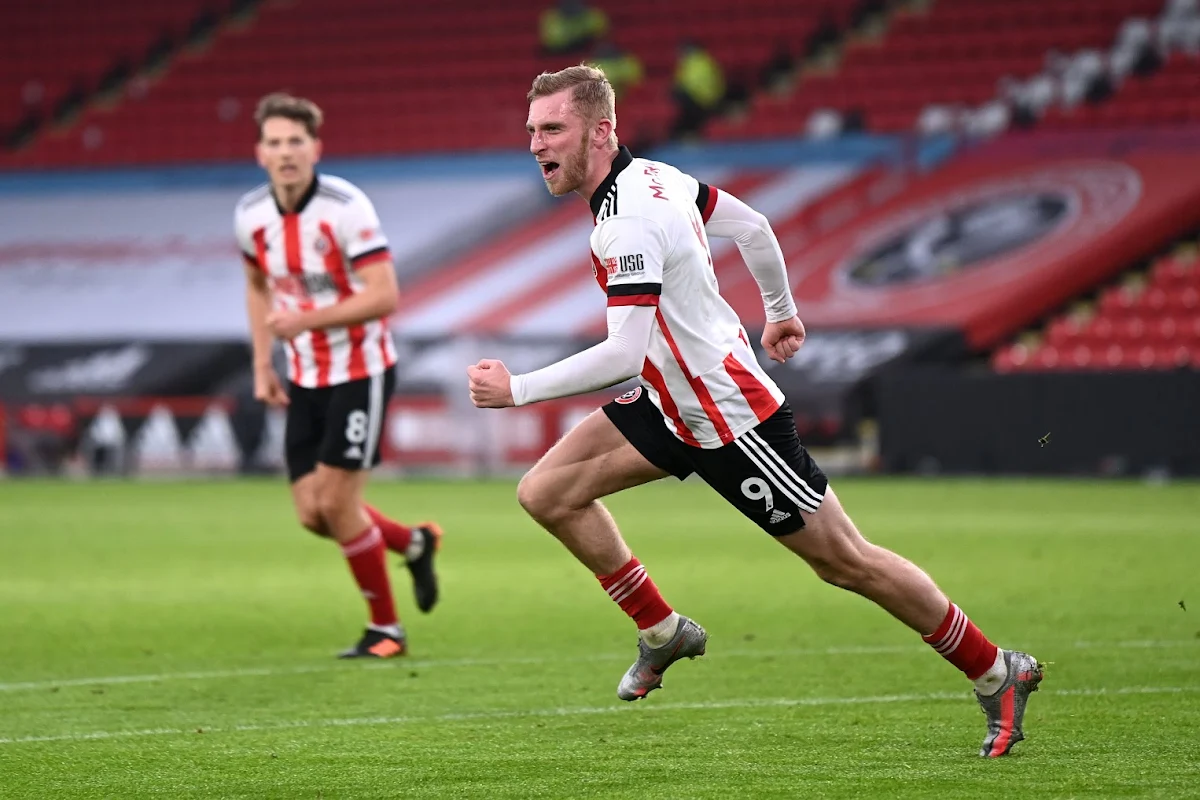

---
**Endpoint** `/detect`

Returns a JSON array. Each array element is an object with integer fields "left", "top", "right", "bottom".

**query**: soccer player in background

[
  {"left": 235, "top": 93, "right": 441, "bottom": 659},
  {"left": 467, "top": 66, "right": 1043, "bottom": 757}
]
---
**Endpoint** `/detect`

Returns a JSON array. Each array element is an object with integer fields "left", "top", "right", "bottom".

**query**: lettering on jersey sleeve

[{"left": 603, "top": 254, "right": 646, "bottom": 278}]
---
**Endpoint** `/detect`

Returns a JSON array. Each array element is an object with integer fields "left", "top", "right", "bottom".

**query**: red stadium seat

[
  {"left": 1030, "top": 345, "right": 1061, "bottom": 370},
  {"left": 1154, "top": 345, "right": 1192, "bottom": 370},
  {"left": 1171, "top": 286, "right": 1200, "bottom": 312},
  {"left": 1083, "top": 316, "right": 1117, "bottom": 345},
  {"left": 1114, "top": 316, "right": 1148, "bottom": 343}
]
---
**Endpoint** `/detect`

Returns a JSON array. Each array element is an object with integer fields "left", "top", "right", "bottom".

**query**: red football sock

[
  {"left": 364, "top": 503, "right": 413, "bottom": 555},
  {"left": 922, "top": 602, "right": 999, "bottom": 680},
  {"left": 597, "top": 557, "right": 673, "bottom": 630},
  {"left": 340, "top": 525, "right": 398, "bottom": 628}
]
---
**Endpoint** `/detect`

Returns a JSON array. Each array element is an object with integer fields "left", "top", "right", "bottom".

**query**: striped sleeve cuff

[
  {"left": 607, "top": 281, "right": 662, "bottom": 307},
  {"left": 695, "top": 183, "right": 719, "bottom": 223},
  {"left": 351, "top": 246, "right": 391, "bottom": 268}
]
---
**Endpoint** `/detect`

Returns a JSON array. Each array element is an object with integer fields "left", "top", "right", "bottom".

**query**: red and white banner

[{"left": 715, "top": 150, "right": 1200, "bottom": 348}]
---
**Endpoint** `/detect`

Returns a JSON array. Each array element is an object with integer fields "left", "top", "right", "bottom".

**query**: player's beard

[{"left": 548, "top": 132, "right": 590, "bottom": 197}]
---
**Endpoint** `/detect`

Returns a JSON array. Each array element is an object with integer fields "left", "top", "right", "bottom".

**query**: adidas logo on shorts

[{"left": 769, "top": 509, "right": 792, "bottom": 524}]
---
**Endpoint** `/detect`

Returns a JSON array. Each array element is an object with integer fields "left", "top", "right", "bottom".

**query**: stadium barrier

[
  {"left": 0, "top": 392, "right": 617, "bottom": 478},
  {"left": 876, "top": 367, "right": 1200, "bottom": 476}
]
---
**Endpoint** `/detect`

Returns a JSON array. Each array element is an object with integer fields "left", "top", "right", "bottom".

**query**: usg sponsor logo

[{"left": 605, "top": 254, "right": 645, "bottom": 277}]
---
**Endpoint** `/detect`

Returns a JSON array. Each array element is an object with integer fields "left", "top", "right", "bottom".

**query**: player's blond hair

[
  {"left": 254, "top": 92, "right": 323, "bottom": 140},
  {"left": 527, "top": 64, "right": 618, "bottom": 147}
]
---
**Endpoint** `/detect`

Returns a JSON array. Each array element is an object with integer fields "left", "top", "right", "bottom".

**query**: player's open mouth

[{"left": 540, "top": 161, "right": 559, "bottom": 180}]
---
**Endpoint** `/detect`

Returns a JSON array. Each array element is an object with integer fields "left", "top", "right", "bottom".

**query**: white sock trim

[
  {"left": 973, "top": 649, "right": 1008, "bottom": 696},
  {"left": 639, "top": 612, "right": 681, "bottom": 649},
  {"left": 404, "top": 528, "right": 425, "bottom": 563}
]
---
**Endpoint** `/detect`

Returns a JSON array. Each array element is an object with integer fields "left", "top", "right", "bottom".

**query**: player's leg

[
  {"left": 290, "top": 474, "right": 328, "bottom": 536},
  {"left": 344, "top": 369, "right": 441, "bottom": 613},
  {"left": 283, "top": 383, "right": 330, "bottom": 537},
  {"left": 778, "top": 489, "right": 1042, "bottom": 756},
  {"left": 364, "top": 502, "right": 443, "bottom": 613},
  {"left": 517, "top": 388, "right": 707, "bottom": 700},
  {"left": 313, "top": 372, "right": 407, "bottom": 658},
  {"left": 720, "top": 406, "right": 1042, "bottom": 756},
  {"left": 516, "top": 408, "right": 665, "bottom": 573}
]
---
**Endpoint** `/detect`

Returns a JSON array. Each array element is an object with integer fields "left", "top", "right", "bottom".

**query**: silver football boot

[
  {"left": 975, "top": 649, "right": 1045, "bottom": 757},
  {"left": 617, "top": 616, "right": 708, "bottom": 701}
]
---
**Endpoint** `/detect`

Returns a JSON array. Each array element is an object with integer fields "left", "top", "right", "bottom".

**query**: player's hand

[
  {"left": 761, "top": 316, "right": 806, "bottom": 363},
  {"left": 467, "top": 359, "right": 514, "bottom": 408},
  {"left": 265, "top": 309, "right": 309, "bottom": 340},
  {"left": 254, "top": 367, "right": 289, "bottom": 408}
]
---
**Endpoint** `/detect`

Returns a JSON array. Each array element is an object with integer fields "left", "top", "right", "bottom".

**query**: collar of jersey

[
  {"left": 589, "top": 146, "right": 633, "bottom": 218},
  {"left": 273, "top": 172, "right": 320, "bottom": 216}
]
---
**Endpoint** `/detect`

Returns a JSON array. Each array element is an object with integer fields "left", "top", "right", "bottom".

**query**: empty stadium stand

[
  {"left": 993, "top": 240, "right": 1200, "bottom": 372},
  {"left": 1, "top": 0, "right": 858, "bottom": 168},
  {"left": 708, "top": 0, "right": 1174, "bottom": 139},
  {"left": 2, "top": 1, "right": 218, "bottom": 138}
]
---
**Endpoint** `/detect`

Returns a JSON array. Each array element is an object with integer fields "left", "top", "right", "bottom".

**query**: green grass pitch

[{"left": 1, "top": 477, "right": 1198, "bottom": 798}]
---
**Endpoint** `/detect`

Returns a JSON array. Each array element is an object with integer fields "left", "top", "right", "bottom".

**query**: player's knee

[
  {"left": 315, "top": 489, "right": 352, "bottom": 528},
  {"left": 801, "top": 522, "right": 877, "bottom": 592},
  {"left": 809, "top": 554, "right": 871, "bottom": 592},
  {"left": 296, "top": 506, "right": 328, "bottom": 537},
  {"left": 516, "top": 472, "right": 563, "bottom": 525}
]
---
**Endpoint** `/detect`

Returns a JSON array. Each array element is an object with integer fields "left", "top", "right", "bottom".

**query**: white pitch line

[
  {"left": 0, "top": 638, "right": 1196, "bottom": 694},
  {"left": 1, "top": 685, "right": 1196, "bottom": 746}
]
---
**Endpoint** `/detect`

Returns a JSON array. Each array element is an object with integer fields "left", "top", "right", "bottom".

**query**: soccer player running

[
  {"left": 467, "top": 66, "right": 1043, "bottom": 757},
  {"left": 236, "top": 93, "right": 441, "bottom": 659}
]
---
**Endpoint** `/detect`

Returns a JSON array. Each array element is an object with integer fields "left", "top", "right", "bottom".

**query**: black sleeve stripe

[
  {"left": 695, "top": 183, "right": 711, "bottom": 215},
  {"left": 607, "top": 282, "right": 662, "bottom": 297},
  {"left": 350, "top": 245, "right": 389, "bottom": 263}
]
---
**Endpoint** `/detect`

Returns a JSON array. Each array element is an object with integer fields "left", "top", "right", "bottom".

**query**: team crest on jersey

[
  {"left": 615, "top": 386, "right": 642, "bottom": 404},
  {"left": 314, "top": 233, "right": 332, "bottom": 255}
]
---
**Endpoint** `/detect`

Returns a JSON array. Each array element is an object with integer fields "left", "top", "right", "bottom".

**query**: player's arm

[
  {"left": 697, "top": 184, "right": 797, "bottom": 324},
  {"left": 244, "top": 263, "right": 273, "bottom": 367},
  {"left": 244, "top": 261, "right": 289, "bottom": 406},
  {"left": 506, "top": 305, "right": 656, "bottom": 405},
  {"left": 469, "top": 216, "right": 665, "bottom": 408},
  {"left": 697, "top": 184, "right": 805, "bottom": 362},
  {"left": 289, "top": 259, "right": 399, "bottom": 332},
  {"left": 302, "top": 192, "right": 398, "bottom": 329}
]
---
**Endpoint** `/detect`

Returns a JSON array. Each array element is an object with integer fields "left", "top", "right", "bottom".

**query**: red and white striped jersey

[
  {"left": 235, "top": 174, "right": 397, "bottom": 388},
  {"left": 590, "top": 147, "right": 785, "bottom": 448}
]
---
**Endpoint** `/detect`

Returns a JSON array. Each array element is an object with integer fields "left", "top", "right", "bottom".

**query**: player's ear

[
  {"left": 312, "top": 137, "right": 323, "bottom": 164},
  {"left": 593, "top": 118, "right": 613, "bottom": 148},
  {"left": 255, "top": 141, "right": 267, "bottom": 169}
]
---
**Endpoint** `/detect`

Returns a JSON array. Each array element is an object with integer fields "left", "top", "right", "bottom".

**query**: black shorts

[
  {"left": 285, "top": 370, "right": 396, "bottom": 482},
  {"left": 603, "top": 388, "right": 828, "bottom": 536}
]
